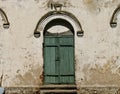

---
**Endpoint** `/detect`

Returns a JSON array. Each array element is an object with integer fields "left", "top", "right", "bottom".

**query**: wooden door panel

[
  {"left": 60, "top": 46, "right": 75, "bottom": 84},
  {"left": 44, "top": 37, "right": 59, "bottom": 84},
  {"left": 44, "top": 37, "right": 57, "bottom": 46},
  {"left": 59, "top": 37, "right": 74, "bottom": 46},
  {"left": 44, "top": 35, "right": 75, "bottom": 84},
  {"left": 44, "top": 47, "right": 56, "bottom": 75}
]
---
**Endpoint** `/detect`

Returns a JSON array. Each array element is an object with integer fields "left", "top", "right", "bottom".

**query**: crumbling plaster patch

[{"left": 76, "top": 56, "right": 119, "bottom": 85}]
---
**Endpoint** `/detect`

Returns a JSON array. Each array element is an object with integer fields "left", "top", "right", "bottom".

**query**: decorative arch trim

[
  {"left": 110, "top": 7, "right": 120, "bottom": 28},
  {"left": 0, "top": 8, "right": 10, "bottom": 28},
  {"left": 34, "top": 11, "right": 84, "bottom": 37}
]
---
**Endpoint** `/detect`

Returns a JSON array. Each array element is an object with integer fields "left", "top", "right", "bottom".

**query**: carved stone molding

[
  {"left": 110, "top": 6, "right": 120, "bottom": 28},
  {"left": 0, "top": 8, "right": 10, "bottom": 29},
  {"left": 34, "top": 11, "right": 84, "bottom": 38}
]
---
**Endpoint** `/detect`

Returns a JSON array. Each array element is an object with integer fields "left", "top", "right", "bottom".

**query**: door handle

[{"left": 55, "top": 57, "right": 60, "bottom": 61}]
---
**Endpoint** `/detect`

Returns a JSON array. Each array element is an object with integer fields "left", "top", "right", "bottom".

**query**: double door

[{"left": 44, "top": 34, "right": 75, "bottom": 84}]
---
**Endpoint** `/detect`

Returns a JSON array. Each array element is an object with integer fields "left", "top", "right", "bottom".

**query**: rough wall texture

[{"left": 0, "top": 0, "right": 120, "bottom": 94}]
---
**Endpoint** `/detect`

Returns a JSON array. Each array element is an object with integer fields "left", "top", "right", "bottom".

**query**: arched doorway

[
  {"left": 43, "top": 19, "right": 75, "bottom": 84},
  {"left": 34, "top": 11, "right": 84, "bottom": 85}
]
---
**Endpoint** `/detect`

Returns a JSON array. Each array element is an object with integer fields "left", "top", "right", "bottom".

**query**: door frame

[
  {"left": 43, "top": 32, "right": 75, "bottom": 84},
  {"left": 43, "top": 18, "right": 75, "bottom": 84}
]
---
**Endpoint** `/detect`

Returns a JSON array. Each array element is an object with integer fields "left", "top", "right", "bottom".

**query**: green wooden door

[{"left": 44, "top": 32, "right": 75, "bottom": 84}]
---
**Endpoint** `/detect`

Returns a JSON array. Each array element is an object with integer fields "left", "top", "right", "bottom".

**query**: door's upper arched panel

[{"left": 43, "top": 18, "right": 74, "bottom": 35}]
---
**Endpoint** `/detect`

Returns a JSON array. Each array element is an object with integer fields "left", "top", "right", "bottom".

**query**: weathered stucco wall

[{"left": 0, "top": 0, "right": 120, "bottom": 89}]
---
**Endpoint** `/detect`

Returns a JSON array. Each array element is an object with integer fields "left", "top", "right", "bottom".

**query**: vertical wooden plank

[
  {"left": 44, "top": 37, "right": 58, "bottom": 84},
  {"left": 68, "top": 46, "right": 75, "bottom": 83},
  {"left": 59, "top": 36, "right": 75, "bottom": 84},
  {"left": 44, "top": 35, "right": 75, "bottom": 84}
]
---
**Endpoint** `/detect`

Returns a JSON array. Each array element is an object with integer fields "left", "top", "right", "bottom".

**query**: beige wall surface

[{"left": 0, "top": 0, "right": 120, "bottom": 88}]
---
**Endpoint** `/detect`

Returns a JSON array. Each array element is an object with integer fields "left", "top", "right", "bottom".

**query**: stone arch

[
  {"left": 0, "top": 8, "right": 10, "bottom": 28},
  {"left": 110, "top": 6, "right": 120, "bottom": 28},
  {"left": 34, "top": 11, "right": 84, "bottom": 37}
]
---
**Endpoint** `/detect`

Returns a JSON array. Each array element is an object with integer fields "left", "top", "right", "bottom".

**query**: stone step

[
  {"left": 40, "top": 89, "right": 77, "bottom": 93},
  {"left": 40, "top": 85, "right": 76, "bottom": 89}
]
